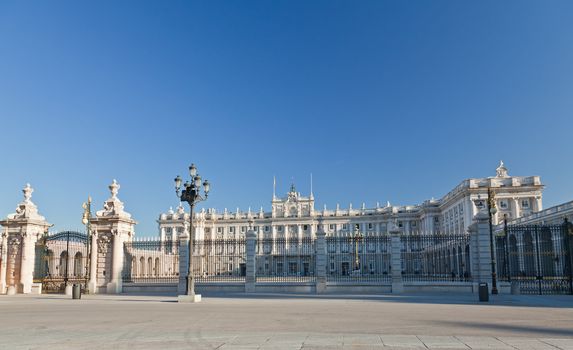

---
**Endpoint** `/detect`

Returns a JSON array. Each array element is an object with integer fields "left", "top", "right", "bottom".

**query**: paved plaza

[{"left": 0, "top": 293, "right": 573, "bottom": 349}]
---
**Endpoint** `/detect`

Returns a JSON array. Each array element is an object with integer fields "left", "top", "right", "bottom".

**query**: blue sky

[{"left": 1, "top": 1, "right": 572, "bottom": 235}]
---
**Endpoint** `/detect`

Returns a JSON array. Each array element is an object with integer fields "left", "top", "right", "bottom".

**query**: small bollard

[
  {"left": 72, "top": 284, "right": 81, "bottom": 300},
  {"left": 478, "top": 282, "right": 489, "bottom": 302}
]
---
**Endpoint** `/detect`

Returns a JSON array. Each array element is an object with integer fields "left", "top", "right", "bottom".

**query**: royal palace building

[{"left": 157, "top": 162, "right": 544, "bottom": 242}]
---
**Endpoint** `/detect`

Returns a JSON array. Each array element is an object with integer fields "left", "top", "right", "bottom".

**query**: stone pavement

[{"left": 0, "top": 293, "right": 572, "bottom": 349}]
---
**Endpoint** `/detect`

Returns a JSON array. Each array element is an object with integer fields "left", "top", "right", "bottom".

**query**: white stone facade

[{"left": 158, "top": 162, "right": 544, "bottom": 240}]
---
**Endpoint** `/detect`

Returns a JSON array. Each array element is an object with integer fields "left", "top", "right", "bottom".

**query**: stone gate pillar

[
  {"left": 89, "top": 180, "right": 136, "bottom": 294},
  {"left": 177, "top": 232, "right": 190, "bottom": 295},
  {"left": 0, "top": 230, "right": 8, "bottom": 294},
  {"left": 468, "top": 210, "right": 493, "bottom": 293},
  {"left": 315, "top": 218, "right": 327, "bottom": 294},
  {"left": 0, "top": 184, "right": 51, "bottom": 294},
  {"left": 389, "top": 223, "right": 403, "bottom": 294},
  {"left": 245, "top": 221, "right": 256, "bottom": 293}
]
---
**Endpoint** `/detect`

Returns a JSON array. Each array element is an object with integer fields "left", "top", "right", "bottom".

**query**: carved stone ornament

[
  {"left": 96, "top": 179, "right": 132, "bottom": 219},
  {"left": 98, "top": 235, "right": 111, "bottom": 254},
  {"left": 496, "top": 160, "right": 509, "bottom": 178},
  {"left": 6, "top": 184, "right": 46, "bottom": 221}
]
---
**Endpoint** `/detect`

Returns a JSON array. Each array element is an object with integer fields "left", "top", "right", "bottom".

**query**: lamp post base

[
  {"left": 64, "top": 284, "right": 73, "bottom": 296},
  {"left": 178, "top": 294, "right": 202, "bottom": 303}
]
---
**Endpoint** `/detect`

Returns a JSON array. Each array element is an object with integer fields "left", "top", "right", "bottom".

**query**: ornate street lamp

[
  {"left": 486, "top": 187, "right": 499, "bottom": 295},
  {"left": 353, "top": 223, "right": 363, "bottom": 272},
  {"left": 175, "top": 163, "right": 210, "bottom": 301},
  {"left": 475, "top": 188, "right": 499, "bottom": 294}
]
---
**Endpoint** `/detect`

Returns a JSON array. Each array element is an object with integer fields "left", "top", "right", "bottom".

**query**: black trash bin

[
  {"left": 72, "top": 284, "right": 81, "bottom": 300},
  {"left": 478, "top": 282, "right": 489, "bottom": 302}
]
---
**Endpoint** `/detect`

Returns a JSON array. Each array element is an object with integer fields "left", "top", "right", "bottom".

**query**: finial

[
  {"left": 109, "top": 179, "right": 120, "bottom": 199},
  {"left": 496, "top": 160, "right": 509, "bottom": 178},
  {"left": 23, "top": 183, "right": 33, "bottom": 203}
]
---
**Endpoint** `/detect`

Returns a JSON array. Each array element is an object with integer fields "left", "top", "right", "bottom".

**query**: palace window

[
  {"left": 521, "top": 199, "right": 530, "bottom": 208},
  {"left": 277, "top": 226, "right": 283, "bottom": 232},
  {"left": 264, "top": 226, "right": 270, "bottom": 232},
  {"left": 368, "top": 223, "right": 373, "bottom": 230},
  {"left": 217, "top": 227, "right": 223, "bottom": 233},
  {"left": 303, "top": 224, "right": 308, "bottom": 231},
  {"left": 329, "top": 224, "right": 335, "bottom": 230},
  {"left": 499, "top": 200, "right": 508, "bottom": 209},
  {"left": 205, "top": 228, "right": 210, "bottom": 233},
  {"left": 241, "top": 226, "right": 246, "bottom": 233},
  {"left": 229, "top": 227, "right": 235, "bottom": 233},
  {"left": 166, "top": 227, "right": 172, "bottom": 234},
  {"left": 342, "top": 224, "right": 348, "bottom": 230}
]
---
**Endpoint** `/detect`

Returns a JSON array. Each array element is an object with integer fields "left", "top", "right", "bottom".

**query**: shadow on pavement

[
  {"left": 436, "top": 319, "right": 573, "bottom": 337},
  {"left": 16, "top": 292, "right": 573, "bottom": 309}
]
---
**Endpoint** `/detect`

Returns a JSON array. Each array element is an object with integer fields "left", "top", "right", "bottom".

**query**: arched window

[
  {"left": 154, "top": 258, "right": 160, "bottom": 277},
  {"left": 59, "top": 251, "right": 68, "bottom": 277},
  {"left": 140, "top": 257, "right": 145, "bottom": 277},
  {"left": 148, "top": 257, "right": 153, "bottom": 277},
  {"left": 74, "top": 252, "right": 83, "bottom": 277},
  {"left": 45, "top": 250, "right": 54, "bottom": 276}
]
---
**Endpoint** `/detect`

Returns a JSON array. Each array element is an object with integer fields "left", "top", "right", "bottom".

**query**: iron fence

[
  {"left": 122, "top": 239, "right": 179, "bottom": 283},
  {"left": 34, "top": 231, "right": 89, "bottom": 293},
  {"left": 400, "top": 234, "right": 472, "bottom": 282},
  {"left": 499, "top": 223, "right": 573, "bottom": 294},
  {"left": 256, "top": 236, "right": 316, "bottom": 283},
  {"left": 193, "top": 238, "right": 246, "bottom": 283},
  {"left": 326, "top": 234, "right": 391, "bottom": 283}
]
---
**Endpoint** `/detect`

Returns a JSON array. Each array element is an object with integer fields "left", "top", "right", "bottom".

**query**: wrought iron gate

[
  {"left": 34, "top": 231, "right": 89, "bottom": 293},
  {"left": 496, "top": 220, "right": 573, "bottom": 295}
]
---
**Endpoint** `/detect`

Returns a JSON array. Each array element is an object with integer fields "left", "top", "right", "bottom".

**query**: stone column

[
  {"left": 106, "top": 230, "right": 124, "bottom": 294},
  {"left": 0, "top": 232, "right": 7, "bottom": 294},
  {"left": 389, "top": 227, "right": 403, "bottom": 293},
  {"left": 19, "top": 232, "right": 32, "bottom": 294},
  {"left": 315, "top": 220, "right": 327, "bottom": 294},
  {"left": 88, "top": 230, "right": 98, "bottom": 294},
  {"left": 245, "top": 227, "right": 256, "bottom": 293},
  {"left": 469, "top": 211, "right": 494, "bottom": 293},
  {"left": 534, "top": 197, "right": 542, "bottom": 212},
  {"left": 513, "top": 198, "right": 521, "bottom": 219},
  {"left": 404, "top": 221, "right": 411, "bottom": 235}
]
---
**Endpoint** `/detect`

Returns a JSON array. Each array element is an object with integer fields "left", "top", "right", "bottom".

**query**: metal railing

[
  {"left": 400, "top": 234, "right": 472, "bottom": 282},
  {"left": 193, "top": 238, "right": 246, "bottom": 283},
  {"left": 256, "top": 236, "right": 316, "bottom": 283},
  {"left": 122, "top": 239, "right": 180, "bottom": 283},
  {"left": 34, "top": 231, "right": 89, "bottom": 293},
  {"left": 498, "top": 223, "right": 573, "bottom": 294},
  {"left": 326, "top": 235, "right": 391, "bottom": 283}
]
